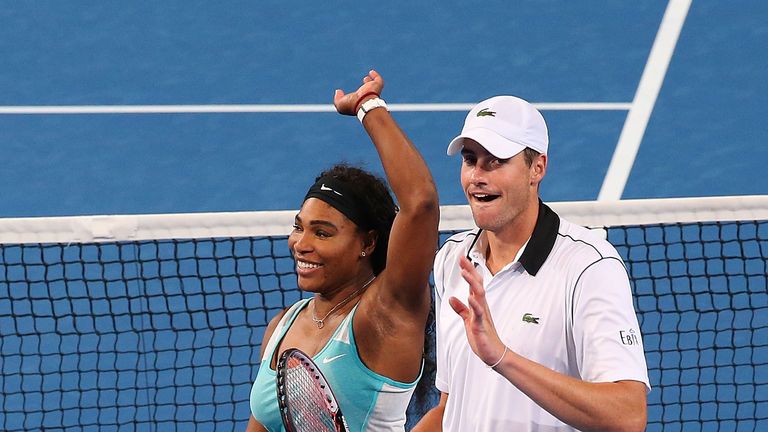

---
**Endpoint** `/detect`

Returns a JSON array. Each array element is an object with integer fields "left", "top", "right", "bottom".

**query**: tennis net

[{"left": 1, "top": 195, "right": 767, "bottom": 431}]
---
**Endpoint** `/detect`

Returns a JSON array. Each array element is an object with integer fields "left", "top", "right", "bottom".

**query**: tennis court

[
  {"left": 1, "top": 1, "right": 767, "bottom": 431},
  {"left": 1, "top": 1, "right": 766, "bottom": 216}
]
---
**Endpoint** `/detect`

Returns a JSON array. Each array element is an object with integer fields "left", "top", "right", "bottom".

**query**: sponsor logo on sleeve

[{"left": 619, "top": 329, "right": 640, "bottom": 346}]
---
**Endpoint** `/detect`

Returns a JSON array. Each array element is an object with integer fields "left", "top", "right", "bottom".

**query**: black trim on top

[
  {"left": 519, "top": 200, "right": 560, "bottom": 276},
  {"left": 465, "top": 229, "right": 483, "bottom": 263},
  {"left": 465, "top": 200, "right": 560, "bottom": 276}
]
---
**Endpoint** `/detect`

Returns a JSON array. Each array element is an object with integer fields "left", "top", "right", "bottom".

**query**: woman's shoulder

[{"left": 259, "top": 299, "right": 310, "bottom": 357}]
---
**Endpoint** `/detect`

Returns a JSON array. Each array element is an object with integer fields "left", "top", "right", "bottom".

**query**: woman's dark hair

[{"left": 313, "top": 163, "right": 397, "bottom": 275}]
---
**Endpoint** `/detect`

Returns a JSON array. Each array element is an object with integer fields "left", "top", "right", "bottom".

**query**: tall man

[{"left": 414, "top": 96, "right": 650, "bottom": 431}]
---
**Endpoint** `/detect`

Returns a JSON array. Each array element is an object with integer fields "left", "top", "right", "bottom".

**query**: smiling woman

[{"left": 246, "top": 70, "right": 439, "bottom": 432}]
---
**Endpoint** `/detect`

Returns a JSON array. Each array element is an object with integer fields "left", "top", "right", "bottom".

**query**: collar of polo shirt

[{"left": 465, "top": 200, "right": 560, "bottom": 276}]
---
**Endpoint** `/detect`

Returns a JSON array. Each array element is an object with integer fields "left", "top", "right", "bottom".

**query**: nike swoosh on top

[{"left": 322, "top": 354, "right": 346, "bottom": 364}]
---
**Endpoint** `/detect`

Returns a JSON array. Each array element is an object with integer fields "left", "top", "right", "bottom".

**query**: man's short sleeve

[
  {"left": 572, "top": 257, "right": 651, "bottom": 391},
  {"left": 433, "top": 244, "right": 451, "bottom": 393}
]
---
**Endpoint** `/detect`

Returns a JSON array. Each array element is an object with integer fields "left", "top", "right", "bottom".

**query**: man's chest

[{"left": 440, "top": 268, "right": 574, "bottom": 368}]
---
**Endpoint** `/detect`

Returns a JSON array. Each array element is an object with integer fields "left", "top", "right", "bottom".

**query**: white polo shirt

[{"left": 434, "top": 201, "right": 650, "bottom": 431}]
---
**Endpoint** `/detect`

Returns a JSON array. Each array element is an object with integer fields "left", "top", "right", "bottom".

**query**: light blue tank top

[{"left": 250, "top": 298, "right": 421, "bottom": 431}]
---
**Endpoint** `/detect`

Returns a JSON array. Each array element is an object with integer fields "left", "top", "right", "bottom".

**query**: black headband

[{"left": 304, "top": 175, "right": 371, "bottom": 230}]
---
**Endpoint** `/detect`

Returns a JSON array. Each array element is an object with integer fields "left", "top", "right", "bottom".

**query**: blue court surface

[
  {"left": 0, "top": 1, "right": 766, "bottom": 218},
  {"left": 1, "top": 2, "right": 767, "bottom": 432}
]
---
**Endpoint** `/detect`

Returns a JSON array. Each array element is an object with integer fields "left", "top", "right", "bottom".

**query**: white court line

[
  {"left": 598, "top": 0, "right": 692, "bottom": 201},
  {"left": 0, "top": 102, "right": 631, "bottom": 115}
]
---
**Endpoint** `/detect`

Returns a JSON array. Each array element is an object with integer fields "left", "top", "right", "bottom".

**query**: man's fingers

[
  {"left": 460, "top": 268, "right": 486, "bottom": 303},
  {"left": 448, "top": 296, "right": 470, "bottom": 320},
  {"left": 466, "top": 295, "right": 486, "bottom": 319},
  {"left": 461, "top": 267, "right": 482, "bottom": 291}
]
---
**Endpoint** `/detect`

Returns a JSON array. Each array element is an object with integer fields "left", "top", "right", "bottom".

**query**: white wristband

[
  {"left": 487, "top": 345, "right": 508, "bottom": 369},
  {"left": 357, "top": 97, "right": 388, "bottom": 123}
]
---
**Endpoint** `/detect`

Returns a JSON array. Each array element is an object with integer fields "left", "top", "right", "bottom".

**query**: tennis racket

[{"left": 276, "top": 348, "right": 350, "bottom": 432}]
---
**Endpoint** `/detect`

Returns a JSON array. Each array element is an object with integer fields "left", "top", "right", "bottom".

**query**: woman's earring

[{"left": 361, "top": 251, "right": 366, "bottom": 257}]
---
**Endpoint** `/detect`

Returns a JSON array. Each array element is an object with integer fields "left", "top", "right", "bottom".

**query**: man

[{"left": 414, "top": 96, "right": 650, "bottom": 431}]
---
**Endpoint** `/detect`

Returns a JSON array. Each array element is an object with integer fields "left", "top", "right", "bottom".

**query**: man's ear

[{"left": 530, "top": 153, "right": 547, "bottom": 186}]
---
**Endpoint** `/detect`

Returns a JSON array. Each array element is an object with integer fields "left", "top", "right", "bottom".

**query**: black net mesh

[
  {"left": 609, "top": 221, "right": 768, "bottom": 432},
  {"left": 1, "top": 219, "right": 766, "bottom": 431},
  {"left": 0, "top": 237, "right": 297, "bottom": 431}
]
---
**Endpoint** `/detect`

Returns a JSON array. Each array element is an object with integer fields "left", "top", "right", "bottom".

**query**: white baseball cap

[{"left": 447, "top": 95, "right": 548, "bottom": 158}]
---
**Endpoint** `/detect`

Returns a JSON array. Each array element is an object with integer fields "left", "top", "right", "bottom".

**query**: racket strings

[{"left": 282, "top": 358, "right": 338, "bottom": 430}]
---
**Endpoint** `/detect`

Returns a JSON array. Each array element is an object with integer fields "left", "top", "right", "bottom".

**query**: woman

[{"left": 246, "top": 70, "right": 439, "bottom": 431}]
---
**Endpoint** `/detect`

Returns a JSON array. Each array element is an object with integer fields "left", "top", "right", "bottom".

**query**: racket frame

[{"left": 276, "top": 348, "right": 350, "bottom": 432}]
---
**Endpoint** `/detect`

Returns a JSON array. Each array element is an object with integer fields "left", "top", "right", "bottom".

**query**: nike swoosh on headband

[{"left": 320, "top": 184, "right": 343, "bottom": 196}]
